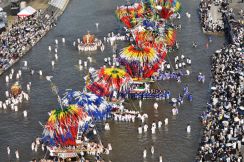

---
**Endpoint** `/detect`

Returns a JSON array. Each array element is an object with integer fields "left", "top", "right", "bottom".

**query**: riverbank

[
  {"left": 0, "top": 0, "right": 70, "bottom": 76},
  {"left": 196, "top": 44, "right": 243, "bottom": 162},
  {"left": 196, "top": 1, "right": 244, "bottom": 161}
]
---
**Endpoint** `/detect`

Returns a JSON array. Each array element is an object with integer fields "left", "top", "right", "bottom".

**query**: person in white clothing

[
  {"left": 151, "top": 126, "right": 156, "bottom": 134},
  {"left": 158, "top": 120, "right": 162, "bottom": 128},
  {"left": 151, "top": 145, "right": 154, "bottom": 154},
  {"left": 159, "top": 154, "right": 163, "bottom": 162},
  {"left": 15, "top": 149, "right": 19, "bottom": 159},
  {"left": 108, "top": 143, "right": 112, "bottom": 150},
  {"left": 154, "top": 102, "right": 159, "bottom": 110},
  {"left": 144, "top": 124, "right": 148, "bottom": 132},
  {"left": 172, "top": 108, "right": 176, "bottom": 115},
  {"left": 139, "top": 100, "right": 142, "bottom": 109},
  {"left": 141, "top": 115, "right": 145, "bottom": 123},
  {"left": 152, "top": 121, "right": 156, "bottom": 128},
  {"left": 7, "top": 145, "right": 10, "bottom": 155},
  {"left": 34, "top": 144, "right": 38, "bottom": 152},
  {"left": 187, "top": 124, "right": 191, "bottom": 133},
  {"left": 105, "top": 123, "right": 110, "bottom": 130},
  {"left": 31, "top": 141, "right": 35, "bottom": 151},
  {"left": 143, "top": 148, "right": 147, "bottom": 158},
  {"left": 138, "top": 125, "right": 142, "bottom": 134},
  {"left": 164, "top": 118, "right": 169, "bottom": 125}
]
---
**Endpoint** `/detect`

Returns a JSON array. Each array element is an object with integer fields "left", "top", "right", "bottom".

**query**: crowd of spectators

[
  {"left": 197, "top": 1, "right": 244, "bottom": 161},
  {"left": 196, "top": 45, "right": 243, "bottom": 161},
  {"left": 199, "top": 0, "right": 226, "bottom": 32},
  {"left": 0, "top": 10, "right": 56, "bottom": 74}
]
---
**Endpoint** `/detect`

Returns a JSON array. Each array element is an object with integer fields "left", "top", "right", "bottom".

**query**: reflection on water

[{"left": 0, "top": 0, "right": 225, "bottom": 161}]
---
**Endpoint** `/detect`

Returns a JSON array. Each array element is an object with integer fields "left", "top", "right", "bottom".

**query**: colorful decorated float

[
  {"left": 62, "top": 90, "right": 112, "bottom": 120},
  {"left": 11, "top": 82, "right": 22, "bottom": 97},
  {"left": 78, "top": 32, "right": 103, "bottom": 52},
  {"left": 86, "top": 67, "right": 132, "bottom": 101},
  {"left": 118, "top": 45, "right": 166, "bottom": 79}
]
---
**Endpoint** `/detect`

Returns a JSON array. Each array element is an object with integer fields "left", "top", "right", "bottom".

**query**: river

[{"left": 0, "top": 0, "right": 225, "bottom": 161}]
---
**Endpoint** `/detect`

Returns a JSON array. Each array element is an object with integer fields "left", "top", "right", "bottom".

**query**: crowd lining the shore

[
  {"left": 197, "top": 0, "right": 244, "bottom": 161},
  {"left": 197, "top": 1, "right": 244, "bottom": 160},
  {"left": 196, "top": 43, "right": 243, "bottom": 162},
  {"left": 0, "top": 10, "right": 56, "bottom": 74}
]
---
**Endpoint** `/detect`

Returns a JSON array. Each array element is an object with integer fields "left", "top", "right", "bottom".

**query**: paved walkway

[{"left": 210, "top": 4, "right": 223, "bottom": 25}]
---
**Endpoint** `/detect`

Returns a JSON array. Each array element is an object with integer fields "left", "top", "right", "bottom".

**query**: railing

[{"left": 49, "top": 0, "right": 68, "bottom": 11}]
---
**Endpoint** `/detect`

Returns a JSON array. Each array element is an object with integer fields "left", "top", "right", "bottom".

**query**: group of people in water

[
  {"left": 128, "top": 89, "right": 172, "bottom": 100},
  {"left": 113, "top": 111, "right": 138, "bottom": 123},
  {"left": 0, "top": 9, "right": 55, "bottom": 74},
  {"left": 0, "top": 67, "right": 32, "bottom": 116},
  {"left": 199, "top": 0, "right": 225, "bottom": 32}
]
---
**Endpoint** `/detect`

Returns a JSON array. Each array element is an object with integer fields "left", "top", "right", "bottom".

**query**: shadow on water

[{"left": 0, "top": 0, "right": 225, "bottom": 161}]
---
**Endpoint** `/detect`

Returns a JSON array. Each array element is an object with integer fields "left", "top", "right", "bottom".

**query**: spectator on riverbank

[{"left": 196, "top": 44, "right": 243, "bottom": 162}]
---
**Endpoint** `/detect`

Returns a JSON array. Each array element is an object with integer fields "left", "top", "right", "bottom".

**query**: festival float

[
  {"left": 41, "top": 105, "right": 95, "bottom": 159},
  {"left": 118, "top": 45, "right": 166, "bottom": 79},
  {"left": 37, "top": 0, "right": 184, "bottom": 160},
  {"left": 115, "top": 2, "right": 144, "bottom": 29},
  {"left": 137, "top": 21, "right": 176, "bottom": 48},
  {"left": 154, "top": 0, "right": 181, "bottom": 19},
  {"left": 11, "top": 82, "right": 22, "bottom": 97},
  {"left": 78, "top": 32, "right": 104, "bottom": 52},
  {"left": 113, "top": 0, "right": 182, "bottom": 84},
  {"left": 62, "top": 90, "right": 112, "bottom": 120},
  {"left": 164, "top": 26, "right": 177, "bottom": 47},
  {"left": 115, "top": 0, "right": 179, "bottom": 48},
  {"left": 86, "top": 66, "right": 132, "bottom": 102}
]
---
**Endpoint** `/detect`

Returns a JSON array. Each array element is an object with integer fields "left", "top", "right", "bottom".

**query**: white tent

[{"left": 17, "top": 6, "right": 36, "bottom": 17}]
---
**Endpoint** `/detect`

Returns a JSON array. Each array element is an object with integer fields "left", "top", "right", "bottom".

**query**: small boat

[
  {"left": 78, "top": 32, "right": 102, "bottom": 52},
  {"left": 11, "top": 82, "right": 22, "bottom": 97}
]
